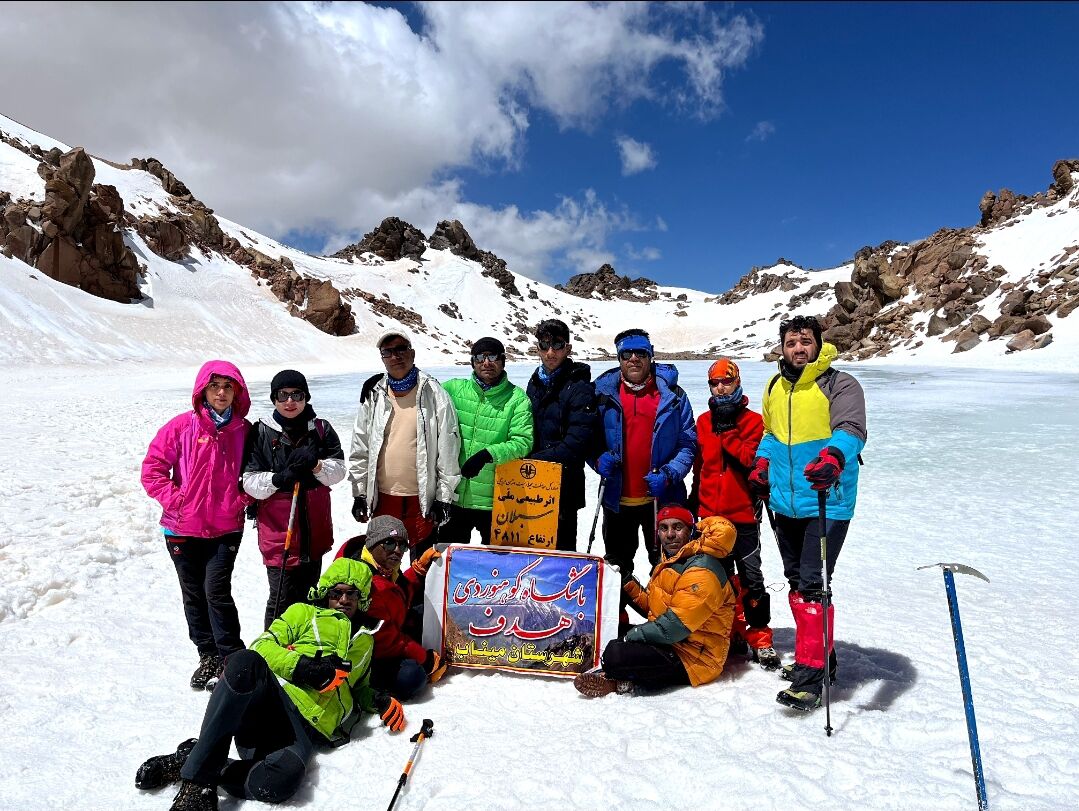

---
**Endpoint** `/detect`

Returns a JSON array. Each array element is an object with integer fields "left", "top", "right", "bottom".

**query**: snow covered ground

[{"left": 4, "top": 357, "right": 1077, "bottom": 810}]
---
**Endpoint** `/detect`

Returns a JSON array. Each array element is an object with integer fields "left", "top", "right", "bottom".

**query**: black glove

[
  {"left": 271, "top": 469, "right": 298, "bottom": 491},
  {"left": 292, "top": 651, "right": 339, "bottom": 691},
  {"left": 460, "top": 449, "right": 493, "bottom": 479},
  {"left": 352, "top": 496, "right": 369, "bottom": 523},
  {"left": 245, "top": 502, "right": 258, "bottom": 521},
  {"left": 710, "top": 401, "right": 739, "bottom": 433},
  {"left": 430, "top": 500, "right": 451, "bottom": 526},
  {"left": 287, "top": 445, "right": 320, "bottom": 474}
]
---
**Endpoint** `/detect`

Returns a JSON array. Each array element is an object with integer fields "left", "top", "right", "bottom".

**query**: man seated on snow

[
  {"left": 135, "top": 559, "right": 406, "bottom": 811},
  {"left": 335, "top": 515, "right": 447, "bottom": 700},
  {"left": 574, "top": 506, "right": 737, "bottom": 697}
]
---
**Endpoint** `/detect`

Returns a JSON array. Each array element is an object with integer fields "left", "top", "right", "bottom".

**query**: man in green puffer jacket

[
  {"left": 440, "top": 337, "right": 533, "bottom": 545},
  {"left": 135, "top": 559, "right": 407, "bottom": 811}
]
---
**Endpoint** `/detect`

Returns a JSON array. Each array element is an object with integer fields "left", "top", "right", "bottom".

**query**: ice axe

[
  {"left": 386, "top": 718, "right": 434, "bottom": 811},
  {"left": 918, "top": 562, "right": 990, "bottom": 811},
  {"left": 585, "top": 479, "right": 606, "bottom": 554}
]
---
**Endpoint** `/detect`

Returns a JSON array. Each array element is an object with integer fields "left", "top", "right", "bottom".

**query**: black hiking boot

[
  {"left": 776, "top": 687, "right": 822, "bottom": 712},
  {"left": 780, "top": 651, "right": 837, "bottom": 683},
  {"left": 753, "top": 646, "right": 782, "bottom": 671},
  {"left": 169, "top": 779, "right": 218, "bottom": 811},
  {"left": 135, "top": 738, "right": 198, "bottom": 790},
  {"left": 729, "top": 635, "right": 749, "bottom": 658},
  {"left": 190, "top": 654, "right": 222, "bottom": 690},
  {"left": 204, "top": 657, "right": 227, "bottom": 692}
]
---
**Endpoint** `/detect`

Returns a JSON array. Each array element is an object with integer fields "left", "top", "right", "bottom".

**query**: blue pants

[
  {"left": 166, "top": 533, "right": 244, "bottom": 657},
  {"left": 181, "top": 650, "right": 318, "bottom": 803}
]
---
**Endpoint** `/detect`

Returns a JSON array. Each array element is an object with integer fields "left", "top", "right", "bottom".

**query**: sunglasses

[
  {"left": 537, "top": 340, "right": 567, "bottom": 351},
  {"left": 380, "top": 345, "right": 411, "bottom": 359},
  {"left": 377, "top": 538, "right": 408, "bottom": 552},
  {"left": 328, "top": 586, "right": 360, "bottom": 601},
  {"left": 618, "top": 349, "right": 651, "bottom": 360},
  {"left": 472, "top": 353, "right": 503, "bottom": 364},
  {"left": 274, "top": 390, "right": 307, "bottom": 403},
  {"left": 708, "top": 377, "right": 738, "bottom": 387}
]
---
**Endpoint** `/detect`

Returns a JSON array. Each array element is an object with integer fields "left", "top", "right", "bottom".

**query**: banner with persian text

[{"left": 421, "top": 544, "right": 620, "bottom": 678}]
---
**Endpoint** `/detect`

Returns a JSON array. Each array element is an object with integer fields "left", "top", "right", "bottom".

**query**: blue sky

[{"left": 3, "top": 2, "right": 1077, "bottom": 292}]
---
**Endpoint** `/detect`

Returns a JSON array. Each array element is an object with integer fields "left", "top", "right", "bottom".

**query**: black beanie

[
  {"left": 270, "top": 369, "right": 311, "bottom": 402},
  {"left": 471, "top": 337, "right": 505, "bottom": 358}
]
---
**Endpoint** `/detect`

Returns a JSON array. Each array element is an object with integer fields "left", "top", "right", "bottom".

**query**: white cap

[{"left": 376, "top": 329, "right": 411, "bottom": 348}]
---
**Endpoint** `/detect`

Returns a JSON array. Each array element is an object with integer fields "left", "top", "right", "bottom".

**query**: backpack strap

[{"left": 767, "top": 373, "right": 782, "bottom": 395}]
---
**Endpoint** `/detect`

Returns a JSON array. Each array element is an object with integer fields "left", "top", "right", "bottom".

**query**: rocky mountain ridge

[{"left": 2, "top": 113, "right": 1077, "bottom": 363}]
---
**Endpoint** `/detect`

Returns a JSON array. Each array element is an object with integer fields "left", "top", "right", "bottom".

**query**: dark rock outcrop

[
  {"left": 333, "top": 217, "right": 427, "bottom": 263},
  {"left": 558, "top": 263, "right": 657, "bottom": 301}
]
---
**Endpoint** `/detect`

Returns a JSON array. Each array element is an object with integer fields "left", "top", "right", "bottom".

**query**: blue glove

[
  {"left": 644, "top": 468, "right": 669, "bottom": 499},
  {"left": 597, "top": 451, "right": 620, "bottom": 479}
]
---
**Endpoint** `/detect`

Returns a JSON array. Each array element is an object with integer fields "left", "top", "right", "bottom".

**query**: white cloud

[
  {"left": 0, "top": 2, "right": 763, "bottom": 279},
  {"left": 615, "top": 136, "right": 657, "bottom": 176},
  {"left": 746, "top": 121, "right": 776, "bottom": 142},
  {"left": 624, "top": 244, "right": 662, "bottom": 261}
]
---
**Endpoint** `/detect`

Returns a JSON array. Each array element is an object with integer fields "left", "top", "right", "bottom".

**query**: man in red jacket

[
  {"left": 338, "top": 516, "right": 447, "bottom": 699},
  {"left": 690, "top": 358, "right": 779, "bottom": 670}
]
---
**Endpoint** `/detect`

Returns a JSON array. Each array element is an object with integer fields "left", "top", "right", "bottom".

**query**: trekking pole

[
  {"left": 585, "top": 479, "right": 606, "bottom": 554},
  {"left": 272, "top": 482, "right": 302, "bottom": 622},
  {"left": 386, "top": 718, "right": 434, "bottom": 811},
  {"left": 817, "top": 490, "right": 834, "bottom": 737},
  {"left": 917, "top": 563, "right": 990, "bottom": 811}
]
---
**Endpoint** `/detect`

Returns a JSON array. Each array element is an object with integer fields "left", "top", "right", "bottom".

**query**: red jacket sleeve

[{"left": 369, "top": 577, "right": 426, "bottom": 664}]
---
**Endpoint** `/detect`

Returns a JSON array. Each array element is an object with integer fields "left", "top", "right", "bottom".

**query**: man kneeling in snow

[
  {"left": 135, "top": 559, "right": 406, "bottom": 811},
  {"left": 574, "top": 507, "right": 737, "bottom": 697}
]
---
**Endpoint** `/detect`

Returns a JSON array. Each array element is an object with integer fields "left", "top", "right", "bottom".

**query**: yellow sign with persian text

[{"left": 490, "top": 459, "right": 561, "bottom": 549}]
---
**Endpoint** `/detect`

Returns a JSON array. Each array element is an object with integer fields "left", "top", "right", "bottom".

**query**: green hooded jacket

[
  {"left": 443, "top": 374, "right": 534, "bottom": 510},
  {"left": 250, "top": 558, "right": 378, "bottom": 741}
]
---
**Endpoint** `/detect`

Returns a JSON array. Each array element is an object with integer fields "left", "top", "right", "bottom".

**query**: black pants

[
  {"left": 601, "top": 639, "right": 690, "bottom": 691},
  {"left": 264, "top": 560, "right": 322, "bottom": 630},
  {"left": 601, "top": 502, "right": 657, "bottom": 577},
  {"left": 720, "top": 521, "right": 766, "bottom": 600},
  {"left": 555, "top": 511, "right": 579, "bottom": 552},
  {"left": 772, "top": 512, "right": 849, "bottom": 594},
  {"left": 166, "top": 533, "right": 244, "bottom": 657},
  {"left": 438, "top": 506, "right": 492, "bottom": 545},
  {"left": 181, "top": 650, "right": 317, "bottom": 803},
  {"left": 370, "top": 657, "right": 428, "bottom": 701}
]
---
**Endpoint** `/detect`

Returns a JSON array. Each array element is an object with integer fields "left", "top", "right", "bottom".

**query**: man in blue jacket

[
  {"left": 525, "top": 319, "right": 598, "bottom": 551},
  {"left": 591, "top": 329, "right": 696, "bottom": 575}
]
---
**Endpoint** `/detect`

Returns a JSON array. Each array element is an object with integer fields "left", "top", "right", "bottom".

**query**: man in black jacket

[{"left": 525, "top": 319, "right": 599, "bottom": 551}]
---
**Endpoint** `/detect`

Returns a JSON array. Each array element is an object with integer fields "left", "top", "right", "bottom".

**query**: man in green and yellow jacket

[
  {"left": 135, "top": 558, "right": 407, "bottom": 811},
  {"left": 439, "top": 336, "right": 533, "bottom": 545}
]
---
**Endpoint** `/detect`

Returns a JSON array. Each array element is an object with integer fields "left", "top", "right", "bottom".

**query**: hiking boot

[
  {"left": 190, "top": 654, "right": 222, "bottom": 691},
  {"left": 135, "top": 738, "right": 198, "bottom": 790},
  {"left": 204, "top": 657, "right": 227, "bottom": 692},
  {"left": 729, "top": 635, "right": 749, "bottom": 657},
  {"left": 776, "top": 687, "right": 821, "bottom": 712},
  {"left": 573, "top": 670, "right": 633, "bottom": 698},
  {"left": 169, "top": 779, "right": 218, "bottom": 811},
  {"left": 753, "top": 646, "right": 782, "bottom": 671}
]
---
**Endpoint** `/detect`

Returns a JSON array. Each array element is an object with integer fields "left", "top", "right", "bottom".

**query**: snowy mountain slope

[{"left": 4, "top": 112, "right": 1076, "bottom": 373}]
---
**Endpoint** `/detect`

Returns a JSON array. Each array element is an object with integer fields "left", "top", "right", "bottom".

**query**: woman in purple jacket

[{"left": 142, "top": 360, "right": 252, "bottom": 691}]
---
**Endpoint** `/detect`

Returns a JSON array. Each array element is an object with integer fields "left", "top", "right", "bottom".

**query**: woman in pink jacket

[{"left": 142, "top": 360, "right": 252, "bottom": 691}]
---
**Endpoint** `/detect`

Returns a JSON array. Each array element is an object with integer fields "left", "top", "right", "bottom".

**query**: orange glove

[
  {"left": 375, "top": 693, "right": 406, "bottom": 732},
  {"left": 411, "top": 547, "right": 442, "bottom": 577},
  {"left": 423, "top": 649, "right": 448, "bottom": 683}
]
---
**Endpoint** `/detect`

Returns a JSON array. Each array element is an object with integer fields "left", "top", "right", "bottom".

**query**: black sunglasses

[
  {"left": 377, "top": 538, "right": 408, "bottom": 552},
  {"left": 618, "top": 349, "right": 650, "bottom": 360},
  {"left": 328, "top": 586, "right": 360, "bottom": 601},
  {"left": 537, "top": 340, "right": 567, "bottom": 351},
  {"left": 380, "top": 345, "right": 412, "bottom": 359},
  {"left": 472, "top": 353, "right": 503, "bottom": 364},
  {"left": 274, "top": 390, "right": 307, "bottom": 403}
]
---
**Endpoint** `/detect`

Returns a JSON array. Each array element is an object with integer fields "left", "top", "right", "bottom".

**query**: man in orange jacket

[
  {"left": 691, "top": 358, "right": 780, "bottom": 670},
  {"left": 574, "top": 506, "right": 736, "bottom": 696}
]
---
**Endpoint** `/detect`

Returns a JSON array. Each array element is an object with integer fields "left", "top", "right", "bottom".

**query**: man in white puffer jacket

[{"left": 348, "top": 329, "right": 462, "bottom": 557}]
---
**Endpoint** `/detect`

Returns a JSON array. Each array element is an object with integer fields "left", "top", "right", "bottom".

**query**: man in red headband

[
  {"left": 690, "top": 357, "right": 779, "bottom": 670},
  {"left": 574, "top": 506, "right": 737, "bottom": 697}
]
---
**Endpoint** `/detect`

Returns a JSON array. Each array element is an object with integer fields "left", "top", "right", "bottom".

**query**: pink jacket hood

[{"left": 191, "top": 360, "right": 251, "bottom": 421}]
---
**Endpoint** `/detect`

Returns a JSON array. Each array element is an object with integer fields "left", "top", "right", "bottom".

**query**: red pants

[{"left": 373, "top": 493, "right": 436, "bottom": 553}]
